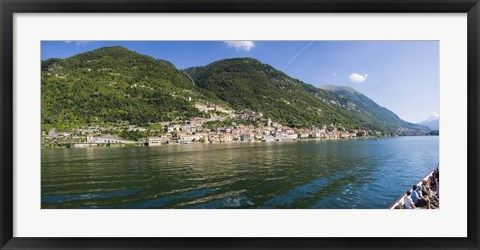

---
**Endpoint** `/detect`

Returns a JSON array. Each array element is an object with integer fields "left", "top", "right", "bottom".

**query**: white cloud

[
  {"left": 349, "top": 73, "right": 368, "bottom": 83},
  {"left": 224, "top": 41, "right": 255, "bottom": 51},
  {"left": 64, "top": 41, "right": 91, "bottom": 49},
  {"left": 75, "top": 41, "right": 90, "bottom": 48},
  {"left": 431, "top": 112, "right": 439, "bottom": 118}
]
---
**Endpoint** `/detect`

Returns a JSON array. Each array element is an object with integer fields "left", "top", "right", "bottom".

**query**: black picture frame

[{"left": 1, "top": 0, "right": 479, "bottom": 249}]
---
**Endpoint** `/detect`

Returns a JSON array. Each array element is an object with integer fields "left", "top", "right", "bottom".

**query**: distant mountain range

[
  {"left": 41, "top": 46, "right": 431, "bottom": 134},
  {"left": 316, "top": 85, "right": 427, "bottom": 131},
  {"left": 418, "top": 114, "right": 439, "bottom": 130}
]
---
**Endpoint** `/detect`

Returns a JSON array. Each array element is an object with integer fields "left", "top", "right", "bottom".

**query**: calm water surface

[{"left": 41, "top": 136, "right": 438, "bottom": 209}]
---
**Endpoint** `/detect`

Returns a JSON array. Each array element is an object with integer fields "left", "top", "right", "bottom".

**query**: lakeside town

[{"left": 42, "top": 103, "right": 384, "bottom": 149}]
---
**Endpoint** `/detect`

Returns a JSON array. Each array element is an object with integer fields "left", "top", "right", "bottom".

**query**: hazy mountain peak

[
  {"left": 418, "top": 113, "right": 439, "bottom": 130},
  {"left": 424, "top": 114, "right": 439, "bottom": 122}
]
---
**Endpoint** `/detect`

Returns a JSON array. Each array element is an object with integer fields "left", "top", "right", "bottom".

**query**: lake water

[{"left": 41, "top": 136, "right": 439, "bottom": 209}]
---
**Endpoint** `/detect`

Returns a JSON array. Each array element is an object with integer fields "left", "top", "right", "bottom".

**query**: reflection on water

[
  {"left": 86, "top": 146, "right": 95, "bottom": 160},
  {"left": 41, "top": 136, "right": 438, "bottom": 209}
]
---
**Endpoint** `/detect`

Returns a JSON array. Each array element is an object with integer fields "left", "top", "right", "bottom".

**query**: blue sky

[{"left": 41, "top": 40, "right": 439, "bottom": 123}]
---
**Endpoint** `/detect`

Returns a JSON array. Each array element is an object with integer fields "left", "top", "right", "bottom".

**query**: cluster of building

[
  {"left": 42, "top": 107, "right": 380, "bottom": 147},
  {"left": 146, "top": 109, "right": 376, "bottom": 146}
]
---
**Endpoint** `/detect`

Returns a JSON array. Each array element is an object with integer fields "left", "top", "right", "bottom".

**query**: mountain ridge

[
  {"left": 41, "top": 46, "right": 227, "bottom": 131},
  {"left": 41, "top": 46, "right": 430, "bottom": 135},
  {"left": 185, "top": 58, "right": 429, "bottom": 133},
  {"left": 316, "top": 85, "right": 428, "bottom": 131}
]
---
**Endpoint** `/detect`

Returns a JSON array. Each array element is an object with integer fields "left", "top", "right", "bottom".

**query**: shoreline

[{"left": 41, "top": 135, "right": 438, "bottom": 149}]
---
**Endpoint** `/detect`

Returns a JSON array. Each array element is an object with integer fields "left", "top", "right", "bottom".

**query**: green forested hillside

[
  {"left": 184, "top": 58, "right": 427, "bottom": 132},
  {"left": 185, "top": 58, "right": 358, "bottom": 128},
  {"left": 42, "top": 46, "right": 428, "bottom": 134},
  {"left": 41, "top": 46, "right": 225, "bottom": 131}
]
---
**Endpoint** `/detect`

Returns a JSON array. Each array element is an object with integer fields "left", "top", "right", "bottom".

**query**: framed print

[{"left": 1, "top": 0, "right": 479, "bottom": 249}]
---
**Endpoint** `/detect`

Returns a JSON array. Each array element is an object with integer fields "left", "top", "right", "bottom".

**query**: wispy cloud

[
  {"left": 349, "top": 73, "right": 368, "bottom": 83},
  {"left": 224, "top": 41, "right": 255, "bottom": 51},
  {"left": 64, "top": 41, "right": 91, "bottom": 49},
  {"left": 431, "top": 112, "right": 439, "bottom": 118},
  {"left": 75, "top": 41, "right": 91, "bottom": 49},
  {"left": 283, "top": 41, "right": 315, "bottom": 70}
]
